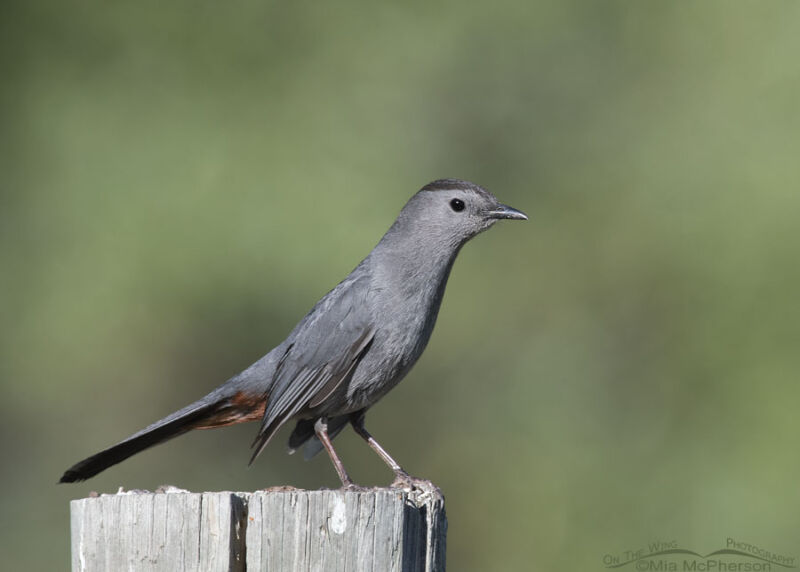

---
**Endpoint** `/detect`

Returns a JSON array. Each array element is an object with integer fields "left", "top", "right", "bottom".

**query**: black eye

[{"left": 450, "top": 198, "right": 465, "bottom": 212}]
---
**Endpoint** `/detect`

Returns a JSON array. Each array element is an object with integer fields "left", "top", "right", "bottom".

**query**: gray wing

[{"left": 249, "top": 274, "right": 375, "bottom": 462}]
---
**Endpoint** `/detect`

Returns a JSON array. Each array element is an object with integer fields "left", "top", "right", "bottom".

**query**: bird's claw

[
  {"left": 390, "top": 471, "right": 431, "bottom": 491},
  {"left": 340, "top": 481, "right": 371, "bottom": 492}
]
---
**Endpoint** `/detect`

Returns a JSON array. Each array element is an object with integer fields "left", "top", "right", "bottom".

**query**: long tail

[{"left": 59, "top": 387, "right": 266, "bottom": 483}]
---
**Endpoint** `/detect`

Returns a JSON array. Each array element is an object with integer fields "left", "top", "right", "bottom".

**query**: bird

[{"left": 59, "top": 179, "right": 527, "bottom": 488}]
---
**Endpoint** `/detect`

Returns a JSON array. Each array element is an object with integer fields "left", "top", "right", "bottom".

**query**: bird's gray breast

[{"left": 341, "top": 256, "right": 453, "bottom": 412}]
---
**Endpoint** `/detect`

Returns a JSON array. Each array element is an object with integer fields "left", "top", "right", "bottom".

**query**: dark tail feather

[{"left": 59, "top": 388, "right": 266, "bottom": 483}]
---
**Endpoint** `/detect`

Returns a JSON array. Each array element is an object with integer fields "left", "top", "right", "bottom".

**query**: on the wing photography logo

[{"left": 602, "top": 538, "right": 796, "bottom": 571}]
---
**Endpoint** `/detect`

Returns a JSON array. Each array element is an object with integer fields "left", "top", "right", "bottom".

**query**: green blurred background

[{"left": 2, "top": 1, "right": 799, "bottom": 569}]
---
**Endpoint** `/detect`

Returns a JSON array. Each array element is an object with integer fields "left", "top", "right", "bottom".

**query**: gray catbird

[{"left": 60, "top": 179, "right": 526, "bottom": 487}]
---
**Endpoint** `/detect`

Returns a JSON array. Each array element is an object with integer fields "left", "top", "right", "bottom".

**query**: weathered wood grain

[
  {"left": 70, "top": 484, "right": 446, "bottom": 571},
  {"left": 70, "top": 489, "right": 246, "bottom": 571}
]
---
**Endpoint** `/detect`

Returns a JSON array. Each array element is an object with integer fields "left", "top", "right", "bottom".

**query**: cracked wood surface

[{"left": 69, "top": 484, "right": 446, "bottom": 571}]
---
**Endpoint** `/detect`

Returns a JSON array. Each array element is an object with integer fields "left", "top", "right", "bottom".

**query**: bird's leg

[
  {"left": 314, "top": 417, "right": 359, "bottom": 489},
  {"left": 349, "top": 411, "right": 424, "bottom": 489}
]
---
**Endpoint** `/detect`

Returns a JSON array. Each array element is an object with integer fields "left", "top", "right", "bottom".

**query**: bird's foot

[
  {"left": 340, "top": 481, "right": 371, "bottom": 492},
  {"left": 390, "top": 470, "right": 434, "bottom": 492}
]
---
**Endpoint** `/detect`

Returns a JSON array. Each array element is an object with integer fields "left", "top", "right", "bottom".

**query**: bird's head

[{"left": 390, "top": 179, "right": 527, "bottom": 250}]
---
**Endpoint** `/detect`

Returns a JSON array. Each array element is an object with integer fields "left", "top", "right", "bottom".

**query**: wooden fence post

[{"left": 69, "top": 483, "right": 446, "bottom": 571}]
